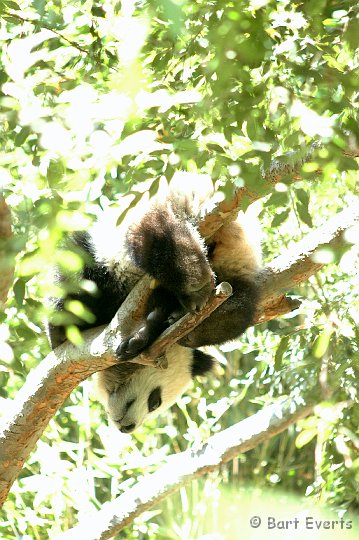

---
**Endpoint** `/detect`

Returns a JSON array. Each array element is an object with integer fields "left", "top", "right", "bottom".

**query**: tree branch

[
  {"left": 200, "top": 142, "right": 359, "bottom": 237},
  {"left": 2, "top": 11, "right": 96, "bottom": 59},
  {"left": 256, "top": 203, "right": 359, "bottom": 323},
  {"left": 1, "top": 144, "right": 358, "bottom": 506},
  {"left": 128, "top": 282, "right": 233, "bottom": 367},
  {"left": 0, "top": 279, "right": 231, "bottom": 505},
  {"left": 55, "top": 397, "right": 314, "bottom": 540}
]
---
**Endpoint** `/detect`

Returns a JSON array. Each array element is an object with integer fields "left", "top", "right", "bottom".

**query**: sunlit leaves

[
  {"left": 0, "top": 0, "right": 358, "bottom": 536},
  {"left": 47, "top": 159, "right": 66, "bottom": 187},
  {"left": 14, "top": 126, "right": 31, "bottom": 146},
  {"left": 271, "top": 207, "right": 290, "bottom": 227},
  {"left": 0, "top": 0, "right": 20, "bottom": 14},
  {"left": 312, "top": 329, "right": 333, "bottom": 359},
  {"left": 274, "top": 335, "right": 290, "bottom": 371},
  {"left": 65, "top": 324, "right": 84, "bottom": 346},
  {"left": 64, "top": 299, "right": 96, "bottom": 324}
]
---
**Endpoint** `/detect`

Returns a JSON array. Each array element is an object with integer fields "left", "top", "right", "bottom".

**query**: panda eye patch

[{"left": 148, "top": 386, "right": 162, "bottom": 412}]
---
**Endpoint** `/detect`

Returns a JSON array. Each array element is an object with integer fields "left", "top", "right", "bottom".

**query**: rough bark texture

[
  {"left": 0, "top": 278, "right": 232, "bottom": 504},
  {"left": 56, "top": 397, "right": 314, "bottom": 540}
]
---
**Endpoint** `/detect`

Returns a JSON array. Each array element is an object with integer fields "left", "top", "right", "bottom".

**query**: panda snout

[{"left": 119, "top": 423, "right": 136, "bottom": 433}]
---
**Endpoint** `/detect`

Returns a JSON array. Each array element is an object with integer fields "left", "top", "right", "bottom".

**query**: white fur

[
  {"left": 96, "top": 344, "right": 194, "bottom": 430},
  {"left": 210, "top": 211, "right": 262, "bottom": 281}
]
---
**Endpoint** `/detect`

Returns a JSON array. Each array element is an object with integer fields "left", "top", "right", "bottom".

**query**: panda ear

[{"left": 191, "top": 349, "right": 215, "bottom": 377}]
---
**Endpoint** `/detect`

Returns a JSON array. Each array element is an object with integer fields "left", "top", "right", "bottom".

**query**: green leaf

[
  {"left": 47, "top": 159, "right": 66, "bottom": 186},
  {"left": 145, "top": 159, "right": 164, "bottom": 171},
  {"left": 271, "top": 208, "right": 290, "bottom": 227},
  {"left": 14, "top": 126, "right": 31, "bottom": 146},
  {"left": 312, "top": 329, "right": 333, "bottom": 358},
  {"left": 1, "top": 15, "right": 19, "bottom": 22},
  {"left": 295, "top": 189, "right": 312, "bottom": 227},
  {"left": 266, "top": 191, "right": 289, "bottom": 207},
  {"left": 64, "top": 300, "right": 96, "bottom": 324},
  {"left": 296, "top": 202, "right": 313, "bottom": 228},
  {"left": 65, "top": 325, "right": 84, "bottom": 347},
  {"left": 246, "top": 117, "right": 258, "bottom": 140},
  {"left": 13, "top": 279, "right": 26, "bottom": 307},
  {"left": 295, "top": 188, "right": 309, "bottom": 205},
  {"left": 274, "top": 336, "right": 290, "bottom": 371},
  {"left": 206, "top": 143, "right": 225, "bottom": 153},
  {"left": 2, "top": 0, "right": 20, "bottom": 10},
  {"left": 296, "top": 428, "right": 317, "bottom": 449}
]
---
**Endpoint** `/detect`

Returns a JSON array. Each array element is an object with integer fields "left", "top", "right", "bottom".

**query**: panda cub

[{"left": 47, "top": 176, "right": 261, "bottom": 433}]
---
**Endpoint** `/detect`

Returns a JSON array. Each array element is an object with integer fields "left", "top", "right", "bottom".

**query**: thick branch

[
  {"left": 255, "top": 203, "right": 359, "bottom": 323},
  {"left": 256, "top": 203, "right": 359, "bottom": 323},
  {"left": 129, "top": 282, "right": 232, "bottom": 367},
  {"left": 56, "top": 397, "right": 314, "bottom": 540},
  {"left": 0, "top": 276, "right": 150, "bottom": 506},
  {"left": 1, "top": 145, "right": 357, "bottom": 505}
]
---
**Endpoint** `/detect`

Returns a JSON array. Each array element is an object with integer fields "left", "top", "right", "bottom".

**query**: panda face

[
  {"left": 108, "top": 380, "right": 166, "bottom": 433},
  {"left": 103, "top": 345, "right": 195, "bottom": 432},
  {"left": 95, "top": 344, "right": 216, "bottom": 432}
]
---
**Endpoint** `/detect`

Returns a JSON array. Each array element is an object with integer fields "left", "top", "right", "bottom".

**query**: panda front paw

[
  {"left": 116, "top": 326, "right": 149, "bottom": 360},
  {"left": 116, "top": 306, "right": 170, "bottom": 361}
]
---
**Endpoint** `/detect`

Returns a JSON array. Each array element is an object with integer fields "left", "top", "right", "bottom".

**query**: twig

[
  {"left": 2, "top": 11, "right": 107, "bottom": 69},
  {"left": 200, "top": 142, "right": 359, "bottom": 238}
]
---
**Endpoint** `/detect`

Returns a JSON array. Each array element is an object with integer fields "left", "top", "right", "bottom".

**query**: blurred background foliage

[{"left": 0, "top": 0, "right": 358, "bottom": 538}]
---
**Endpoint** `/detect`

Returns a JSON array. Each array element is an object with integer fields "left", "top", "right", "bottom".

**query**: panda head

[{"left": 95, "top": 344, "right": 215, "bottom": 433}]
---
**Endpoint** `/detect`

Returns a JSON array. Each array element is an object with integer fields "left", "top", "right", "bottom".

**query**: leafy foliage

[{"left": 0, "top": 0, "right": 358, "bottom": 538}]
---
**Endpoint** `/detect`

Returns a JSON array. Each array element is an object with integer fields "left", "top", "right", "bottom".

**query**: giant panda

[{"left": 47, "top": 174, "right": 262, "bottom": 433}]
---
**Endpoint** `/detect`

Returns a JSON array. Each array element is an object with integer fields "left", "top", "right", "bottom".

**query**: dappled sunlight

[
  {"left": 0, "top": 0, "right": 358, "bottom": 537},
  {"left": 291, "top": 101, "right": 335, "bottom": 138}
]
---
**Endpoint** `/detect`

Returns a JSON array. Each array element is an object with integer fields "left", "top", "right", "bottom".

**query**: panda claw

[{"left": 116, "top": 331, "right": 149, "bottom": 360}]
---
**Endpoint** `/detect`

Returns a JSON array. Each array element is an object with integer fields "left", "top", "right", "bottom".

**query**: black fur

[
  {"left": 47, "top": 231, "right": 127, "bottom": 349},
  {"left": 126, "top": 204, "right": 214, "bottom": 312},
  {"left": 116, "top": 286, "right": 180, "bottom": 359},
  {"left": 181, "top": 277, "right": 259, "bottom": 348},
  {"left": 191, "top": 350, "right": 216, "bottom": 377},
  {"left": 147, "top": 386, "right": 162, "bottom": 412}
]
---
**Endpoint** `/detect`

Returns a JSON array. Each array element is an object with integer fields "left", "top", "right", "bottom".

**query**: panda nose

[{"left": 120, "top": 423, "right": 136, "bottom": 433}]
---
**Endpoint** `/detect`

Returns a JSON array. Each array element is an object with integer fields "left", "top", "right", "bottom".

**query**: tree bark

[{"left": 256, "top": 203, "right": 359, "bottom": 323}]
